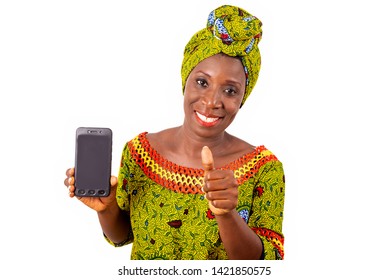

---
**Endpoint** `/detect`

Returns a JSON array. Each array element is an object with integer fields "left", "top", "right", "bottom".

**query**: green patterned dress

[{"left": 106, "top": 132, "right": 285, "bottom": 260}]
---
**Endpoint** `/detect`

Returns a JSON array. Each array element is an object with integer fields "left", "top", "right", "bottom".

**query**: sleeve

[
  {"left": 248, "top": 160, "right": 285, "bottom": 260},
  {"left": 104, "top": 142, "right": 134, "bottom": 247}
]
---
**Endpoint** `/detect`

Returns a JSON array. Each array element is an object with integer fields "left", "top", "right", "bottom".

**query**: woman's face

[{"left": 183, "top": 53, "right": 246, "bottom": 138}]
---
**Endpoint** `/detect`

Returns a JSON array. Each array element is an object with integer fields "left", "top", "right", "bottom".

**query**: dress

[{"left": 105, "top": 132, "right": 285, "bottom": 260}]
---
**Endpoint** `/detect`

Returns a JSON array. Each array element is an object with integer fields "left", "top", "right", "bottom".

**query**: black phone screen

[{"left": 75, "top": 128, "right": 112, "bottom": 197}]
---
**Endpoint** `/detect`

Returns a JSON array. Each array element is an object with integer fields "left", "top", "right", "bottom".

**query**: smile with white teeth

[{"left": 196, "top": 111, "right": 219, "bottom": 123}]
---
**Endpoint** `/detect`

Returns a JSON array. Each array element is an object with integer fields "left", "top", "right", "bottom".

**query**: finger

[
  {"left": 68, "top": 184, "right": 75, "bottom": 192},
  {"left": 64, "top": 176, "right": 74, "bottom": 187},
  {"left": 201, "top": 146, "right": 214, "bottom": 173},
  {"left": 204, "top": 171, "right": 238, "bottom": 192},
  {"left": 67, "top": 176, "right": 74, "bottom": 186},
  {"left": 203, "top": 177, "right": 228, "bottom": 192},
  {"left": 66, "top": 167, "right": 74, "bottom": 177},
  {"left": 69, "top": 191, "right": 75, "bottom": 198},
  {"left": 209, "top": 199, "right": 237, "bottom": 210},
  {"left": 68, "top": 184, "right": 76, "bottom": 197},
  {"left": 205, "top": 191, "right": 224, "bottom": 201},
  {"left": 206, "top": 188, "right": 237, "bottom": 201},
  {"left": 204, "top": 169, "right": 231, "bottom": 182},
  {"left": 205, "top": 191, "right": 235, "bottom": 201},
  {"left": 64, "top": 168, "right": 74, "bottom": 187}
]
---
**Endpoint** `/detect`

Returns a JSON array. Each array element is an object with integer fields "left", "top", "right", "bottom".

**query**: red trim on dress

[{"left": 128, "top": 132, "right": 278, "bottom": 194}]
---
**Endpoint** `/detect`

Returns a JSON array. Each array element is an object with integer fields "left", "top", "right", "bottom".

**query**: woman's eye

[
  {"left": 196, "top": 79, "right": 208, "bottom": 87},
  {"left": 225, "top": 88, "right": 237, "bottom": 96}
]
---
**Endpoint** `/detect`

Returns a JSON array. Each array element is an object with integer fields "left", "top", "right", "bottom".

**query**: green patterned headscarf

[{"left": 181, "top": 5, "right": 262, "bottom": 106}]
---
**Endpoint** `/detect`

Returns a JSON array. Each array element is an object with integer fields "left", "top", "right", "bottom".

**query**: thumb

[
  {"left": 201, "top": 146, "right": 215, "bottom": 173},
  {"left": 110, "top": 176, "right": 118, "bottom": 187}
]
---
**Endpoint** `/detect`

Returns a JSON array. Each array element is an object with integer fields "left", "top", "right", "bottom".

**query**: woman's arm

[
  {"left": 202, "top": 146, "right": 262, "bottom": 259},
  {"left": 215, "top": 210, "right": 263, "bottom": 259},
  {"left": 97, "top": 202, "right": 131, "bottom": 244},
  {"left": 202, "top": 147, "right": 285, "bottom": 260}
]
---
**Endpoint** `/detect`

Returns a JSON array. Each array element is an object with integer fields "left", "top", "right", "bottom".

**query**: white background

[{"left": 1, "top": 0, "right": 388, "bottom": 279}]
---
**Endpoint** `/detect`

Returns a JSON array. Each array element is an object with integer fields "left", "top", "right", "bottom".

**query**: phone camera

[
  {"left": 88, "top": 190, "right": 95, "bottom": 195},
  {"left": 98, "top": 190, "right": 106, "bottom": 195}
]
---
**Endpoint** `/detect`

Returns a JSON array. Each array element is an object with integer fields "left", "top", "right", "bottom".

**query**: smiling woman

[
  {"left": 64, "top": 4, "right": 285, "bottom": 260},
  {"left": 183, "top": 54, "right": 245, "bottom": 134}
]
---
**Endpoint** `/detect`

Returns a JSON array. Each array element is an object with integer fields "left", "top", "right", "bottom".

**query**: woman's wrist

[
  {"left": 214, "top": 208, "right": 237, "bottom": 219},
  {"left": 97, "top": 201, "right": 120, "bottom": 216}
]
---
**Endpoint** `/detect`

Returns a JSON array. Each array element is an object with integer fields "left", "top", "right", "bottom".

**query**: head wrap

[{"left": 181, "top": 5, "right": 262, "bottom": 106}]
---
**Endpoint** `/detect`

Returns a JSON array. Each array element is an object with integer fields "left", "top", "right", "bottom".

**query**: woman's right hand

[{"left": 64, "top": 168, "right": 118, "bottom": 213}]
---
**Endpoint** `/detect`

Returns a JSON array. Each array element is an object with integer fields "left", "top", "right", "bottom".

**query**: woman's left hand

[{"left": 202, "top": 146, "right": 239, "bottom": 216}]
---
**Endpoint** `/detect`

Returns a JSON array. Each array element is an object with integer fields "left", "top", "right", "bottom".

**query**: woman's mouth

[{"left": 195, "top": 111, "right": 221, "bottom": 127}]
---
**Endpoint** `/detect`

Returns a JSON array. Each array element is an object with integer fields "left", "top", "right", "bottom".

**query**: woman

[{"left": 65, "top": 5, "right": 285, "bottom": 260}]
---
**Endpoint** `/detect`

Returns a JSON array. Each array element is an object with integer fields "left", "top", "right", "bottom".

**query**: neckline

[
  {"left": 138, "top": 131, "right": 266, "bottom": 172},
  {"left": 129, "top": 132, "right": 277, "bottom": 194}
]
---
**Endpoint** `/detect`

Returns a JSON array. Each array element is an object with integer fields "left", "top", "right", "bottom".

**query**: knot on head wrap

[{"left": 181, "top": 5, "right": 262, "bottom": 106}]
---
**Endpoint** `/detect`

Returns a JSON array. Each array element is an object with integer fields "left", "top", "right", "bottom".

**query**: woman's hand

[
  {"left": 64, "top": 167, "right": 118, "bottom": 213},
  {"left": 201, "top": 146, "right": 239, "bottom": 216}
]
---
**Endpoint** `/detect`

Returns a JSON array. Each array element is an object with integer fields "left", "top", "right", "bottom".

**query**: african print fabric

[{"left": 105, "top": 132, "right": 285, "bottom": 260}]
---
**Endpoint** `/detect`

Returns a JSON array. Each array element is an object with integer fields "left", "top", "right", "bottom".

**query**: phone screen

[{"left": 75, "top": 128, "right": 112, "bottom": 197}]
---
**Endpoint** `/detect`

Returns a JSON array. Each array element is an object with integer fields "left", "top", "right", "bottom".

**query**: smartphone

[{"left": 74, "top": 127, "right": 112, "bottom": 197}]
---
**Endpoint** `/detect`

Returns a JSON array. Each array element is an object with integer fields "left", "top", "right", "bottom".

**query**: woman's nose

[{"left": 202, "top": 89, "right": 222, "bottom": 108}]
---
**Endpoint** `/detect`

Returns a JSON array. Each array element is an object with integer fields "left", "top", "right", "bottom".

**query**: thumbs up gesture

[{"left": 201, "top": 146, "right": 239, "bottom": 216}]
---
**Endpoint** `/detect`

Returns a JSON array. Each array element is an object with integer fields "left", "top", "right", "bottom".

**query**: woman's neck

[
  {"left": 146, "top": 125, "right": 251, "bottom": 169},
  {"left": 180, "top": 125, "right": 232, "bottom": 150}
]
